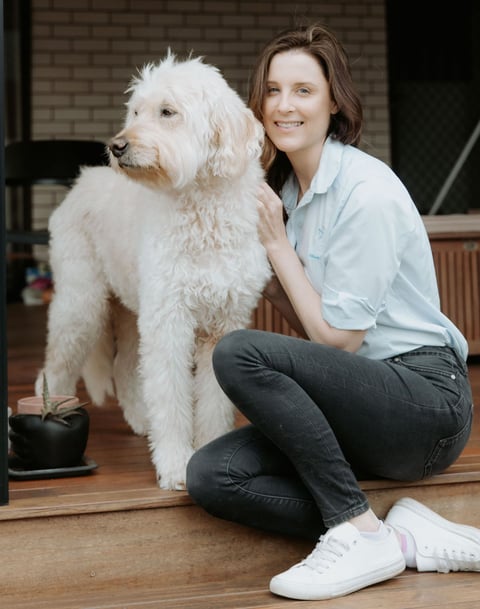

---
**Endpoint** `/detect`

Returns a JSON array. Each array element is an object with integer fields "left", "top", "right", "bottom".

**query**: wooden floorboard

[{"left": 4, "top": 302, "right": 480, "bottom": 520}]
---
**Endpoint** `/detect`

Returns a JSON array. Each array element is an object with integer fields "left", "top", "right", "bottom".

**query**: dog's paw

[
  {"left": 155, "top": 447, "right": 194, "bottom": 491},
  {"left": 152, "top": 446, "right": 193, "bottom": 491},
  {"left": 158, "top": 475, "right": 187, "bottom": 491},
  {"left": 157, "top": 468, "right": 187, "bottom": 491}
]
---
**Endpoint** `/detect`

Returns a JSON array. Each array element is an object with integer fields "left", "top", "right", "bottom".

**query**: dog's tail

[{"left": 81, "top": 323, "right": 116, "bottom": 405}]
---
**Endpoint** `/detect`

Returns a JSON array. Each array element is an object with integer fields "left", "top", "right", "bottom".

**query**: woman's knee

[
  {"left": 213, "top": 328, "right": 248, "bottom": 369},
  {"left": 212, "top": 330, "right": 245, "bottom": 390},
  {"left": 213, "top": 329, "right": 267, "bottom": 386}
]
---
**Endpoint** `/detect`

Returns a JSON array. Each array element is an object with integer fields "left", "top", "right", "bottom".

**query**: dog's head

[{"left": 109, "top": 52, "right": 264, "bottom": 190}]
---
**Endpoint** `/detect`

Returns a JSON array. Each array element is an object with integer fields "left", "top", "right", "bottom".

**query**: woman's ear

[{"left": 330, "top": 99, "right": 339, "bottom": 115}]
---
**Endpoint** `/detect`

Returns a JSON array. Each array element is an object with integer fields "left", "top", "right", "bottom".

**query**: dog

[{"left": 35, "top": 53, "right": 272, "bottom": 490}]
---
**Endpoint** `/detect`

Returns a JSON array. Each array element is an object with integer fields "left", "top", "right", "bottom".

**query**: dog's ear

[{"left": 208, "top": 98, "right": 264, "bottom": 179}]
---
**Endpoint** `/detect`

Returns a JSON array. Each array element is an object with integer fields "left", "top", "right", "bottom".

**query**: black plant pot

[{"left": 9, "top": 408, "right": 90, "bottom": 470}]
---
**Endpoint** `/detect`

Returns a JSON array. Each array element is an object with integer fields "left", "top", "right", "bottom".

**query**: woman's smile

[{"left": 275, "top": 121, "right": 304, "bottom": 129}]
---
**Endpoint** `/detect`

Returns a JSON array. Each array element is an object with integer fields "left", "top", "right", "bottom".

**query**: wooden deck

[{"left": 2, "top": 302, "right": 480, "bottom": 608}]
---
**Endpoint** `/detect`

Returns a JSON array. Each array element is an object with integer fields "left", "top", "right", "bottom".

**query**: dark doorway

[{"left": 386, "top": 1, "right": 480, "bottom": 215}]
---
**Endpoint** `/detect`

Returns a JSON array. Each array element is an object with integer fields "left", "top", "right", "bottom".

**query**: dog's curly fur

[{"left": 35, "top": 54, "right": 272, "bottom": 489}]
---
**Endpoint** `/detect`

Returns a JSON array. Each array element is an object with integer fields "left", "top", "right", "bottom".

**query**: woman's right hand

[
  {"left": 256, "top": 181, "right": 289, "bottom": 254},
  {"left": 257, "top": 184, "right": 366, "bottom": 352}
]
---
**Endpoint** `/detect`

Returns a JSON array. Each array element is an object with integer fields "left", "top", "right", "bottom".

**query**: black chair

[{"left": 5, "top": 139, "right": 109, "bottom": 245}]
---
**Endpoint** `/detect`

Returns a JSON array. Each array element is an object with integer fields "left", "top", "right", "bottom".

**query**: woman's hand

[{"left": 256, "top": 182, "right": 288, "bottom": 252}]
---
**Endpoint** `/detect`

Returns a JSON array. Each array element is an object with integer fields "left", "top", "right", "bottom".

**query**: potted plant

[{"left": 9, "top": 375, "right": 90, "bottom": 470}]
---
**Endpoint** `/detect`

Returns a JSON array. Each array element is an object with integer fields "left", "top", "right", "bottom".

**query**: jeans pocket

[
  {"left": 391, "top": 349, "right": 467, "bottom": 406},
  {"left": 424, "top": 405, "right": 473, "bottom": 477}
]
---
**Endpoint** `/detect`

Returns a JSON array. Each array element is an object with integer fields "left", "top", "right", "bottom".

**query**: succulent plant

[{"left": 41, "top": 373, "right": 88, "bottom": 426}]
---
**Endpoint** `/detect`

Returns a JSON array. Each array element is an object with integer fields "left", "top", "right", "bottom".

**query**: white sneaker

[
  {"left": 385, "top": 497, "right": 480, "bottom": 573},
  {"left": 269, "top": 522, "right": 405, "bottom": 600}
]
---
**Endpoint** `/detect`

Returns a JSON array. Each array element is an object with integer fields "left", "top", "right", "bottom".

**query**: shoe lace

[
  {"left": 429, "top": 546, "right": 480, "bottom": 573},
  {"left": 302, "top": 533, "right": 352, "bottom": 574}
]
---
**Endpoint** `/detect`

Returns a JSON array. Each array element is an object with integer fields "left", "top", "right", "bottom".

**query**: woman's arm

[
  {"left": 263, "top": 274, "right": 308, "bottom": 339},
  {"left": 257, "top": 182, "right": 366, "bottom": 352}
]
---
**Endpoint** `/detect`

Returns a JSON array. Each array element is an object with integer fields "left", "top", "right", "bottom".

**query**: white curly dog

[{"left": 35, "top": 54, "right": 272, "bottom": 490}]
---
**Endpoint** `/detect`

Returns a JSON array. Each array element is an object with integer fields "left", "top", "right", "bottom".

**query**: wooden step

[
  {"left": 0, "top": 506, "right": 480, "bottom": 609},
  {"left": 3, "top": 303, "right": 480, "bottom": 608},
  {"left": 2, "top": 497, "right": 480, "bottom": 609},
  {"left": 5, "top": 571, "right": 480, "bottom": 609},
  {"left": 2, "top": 415, "right": 479, "bottom": 608},
  {"left": 3, "top": 402, "right": 479, "bottom": 522}
]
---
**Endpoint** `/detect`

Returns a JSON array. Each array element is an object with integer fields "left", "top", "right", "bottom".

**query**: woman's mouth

[{"left": 275, "top": 121, "right": 303, "bottom": 129}]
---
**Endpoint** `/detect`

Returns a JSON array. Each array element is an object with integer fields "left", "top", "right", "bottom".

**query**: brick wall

[{"left": 28, "top": 0, "right": 389, "bottom": 238}]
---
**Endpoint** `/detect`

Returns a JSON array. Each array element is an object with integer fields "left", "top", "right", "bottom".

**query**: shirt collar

[
  {"left": 282, "top": 136, "right": 344, "bottom": 214},
  {"left": 310, "top": 136, "right": 344, "bottom": 194}
]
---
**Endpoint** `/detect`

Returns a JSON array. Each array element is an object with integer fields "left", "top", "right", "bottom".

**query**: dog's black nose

[{"left": 109, "top": 137, "right": 129, "bottom": 158}]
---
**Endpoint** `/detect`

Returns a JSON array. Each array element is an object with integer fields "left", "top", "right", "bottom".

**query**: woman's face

[{"left": 262, "top": 50, "right": 337, "bottom": 163}]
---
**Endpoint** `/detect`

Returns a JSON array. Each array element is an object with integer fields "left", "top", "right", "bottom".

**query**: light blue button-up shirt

[{"left": 281, "top": 136, "right": 468, "bottom": 361}]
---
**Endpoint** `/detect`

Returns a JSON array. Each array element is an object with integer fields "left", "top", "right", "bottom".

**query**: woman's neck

[
  {"left": 287, "top": 140, "right": 325, "bottom": 199},
  {"left": 290, "top": 159, "right": 317, "bottom": 202}
]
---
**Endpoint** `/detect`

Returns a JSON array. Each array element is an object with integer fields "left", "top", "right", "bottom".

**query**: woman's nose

[{"left": 276, "top": 93, "right": 294, "bottom": 112}]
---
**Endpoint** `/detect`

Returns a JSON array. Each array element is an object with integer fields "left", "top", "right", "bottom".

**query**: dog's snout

[{"left": 109, "top": 137, "right": 129, "bottom": 158}]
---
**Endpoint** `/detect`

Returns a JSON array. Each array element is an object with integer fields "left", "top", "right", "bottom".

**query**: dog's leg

[
  {"left": 81, "top": 310, "right": 115, "bottom": 405},
  {"left": 36, "top": 286, "right": 111, "bottom": 398},
  {"left": 35, "top": 226, "right": 110, "bottom": 398},
  {"left": 193, "top": 335, "right": 236, "bottom": 449},
  {"left": 112, "top": 300, "right": 148, "bottom": 436},
  {"left": 139, "top": 306, "right": 196, "bottom": 490}
]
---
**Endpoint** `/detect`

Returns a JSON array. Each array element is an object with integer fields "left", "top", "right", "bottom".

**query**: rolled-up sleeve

[{"left": 322, "top": 284, "right": 378, "bottom": 330}]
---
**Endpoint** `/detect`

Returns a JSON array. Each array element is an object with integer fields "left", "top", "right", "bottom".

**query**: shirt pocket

[
  {"left": 304, "top": 227, "right": 327, "bottom": 290},
  {"left": 308, "top": 226, "right": 326, "bottom": 260}
]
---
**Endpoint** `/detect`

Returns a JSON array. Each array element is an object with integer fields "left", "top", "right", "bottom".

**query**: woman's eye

[
  {"left": 266, "top": 87, "right": 279, "bottom": 94},
  {"left": 298, "top": 88, "right": 310, "bottom": 95}
]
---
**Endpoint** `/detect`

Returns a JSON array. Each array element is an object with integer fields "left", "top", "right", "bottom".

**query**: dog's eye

[{"left": 160, "top": 107, "right": 176, "bottom": 118}]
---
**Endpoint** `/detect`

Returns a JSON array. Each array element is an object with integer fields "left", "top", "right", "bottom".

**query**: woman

[{"left": 186, "top": 23, "right": 480, "bottom": 600}]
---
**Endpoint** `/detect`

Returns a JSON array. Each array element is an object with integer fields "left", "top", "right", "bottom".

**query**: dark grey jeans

[{"left": 186, "top": 329, "right": 474, "bottom": 540}]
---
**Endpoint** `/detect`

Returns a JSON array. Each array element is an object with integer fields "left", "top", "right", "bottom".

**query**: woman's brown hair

[{"left": 248, "top": 23, "right": 363, "bottom": 193}]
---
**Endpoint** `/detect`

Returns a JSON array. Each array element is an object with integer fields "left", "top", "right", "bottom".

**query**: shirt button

[{"left": 451, "top": 374, "right": 456, "bottom": 380}]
